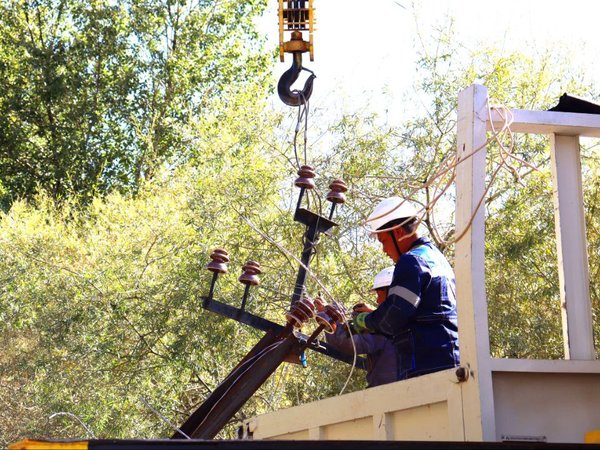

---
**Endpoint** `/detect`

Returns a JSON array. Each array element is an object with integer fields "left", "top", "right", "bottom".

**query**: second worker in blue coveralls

[
  {"left": 325, "top": 266, "right": 398, "bottom": 388},
  {"left": 354, "top": 197, "right": 460, "bottom": 380}
]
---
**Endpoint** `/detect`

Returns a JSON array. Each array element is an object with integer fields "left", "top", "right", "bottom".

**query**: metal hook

[{"left": 277, "top": 52, "right": 316, "bottom": 107}]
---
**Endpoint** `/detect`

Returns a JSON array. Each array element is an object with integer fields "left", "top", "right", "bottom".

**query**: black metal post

[
  {"left": 290, "top": 221, "right": 318, "bottom": 305},
  {"left": 204, "top": 272, "right": 219, "bottom": 307},
  {"left": 328, "top": 203, "right": 337, "bottom": 220},
  {"left": 296, "top": 187, "right": 306, "bottom": 213},
  {"left": 240, "top": 284, "right": 251, "bottom": 311}
]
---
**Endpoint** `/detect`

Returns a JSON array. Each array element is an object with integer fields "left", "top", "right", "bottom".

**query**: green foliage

[
  {"left": 2, "top": 5, "right": 600, "bottom": 446},
  {"left": 485, "top": 169, "right": 563, "bottom": 358},
  {"left": 0, "top": 111, "right": 378, "bottom": 443},
  {"left": 0, "top": 164, "right": 275, "bottom": 442},
  {"left": 582, "top": 146, "right": 600, "bottom": 355},
  {"left": 0, "top": 0, "right": 272, "bottom": 206},
  {"left": 394, "top": 18, "right": 599, "bottom": 359}
]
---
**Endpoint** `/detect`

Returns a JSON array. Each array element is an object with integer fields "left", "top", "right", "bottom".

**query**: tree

[
  {"left": 0, "top": 0, "right": 272, "bottom": 207},
  {"left": 2, "top": 9, "right": 600, "bottom": 446},
  {"left": 389, "top": 18, "right": 598, "bottom": 359}
]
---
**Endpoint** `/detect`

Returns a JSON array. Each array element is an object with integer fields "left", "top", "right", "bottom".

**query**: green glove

[{"left": 353, "top": 312, "right": 371, "bottom": 333}]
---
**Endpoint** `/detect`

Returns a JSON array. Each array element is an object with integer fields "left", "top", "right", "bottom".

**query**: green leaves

[
  {"left": 1, "top": 3, "right": 599, "bottom": 444},
  {"left": 0, "top": 0, "right": 272, "bottom": 207}
]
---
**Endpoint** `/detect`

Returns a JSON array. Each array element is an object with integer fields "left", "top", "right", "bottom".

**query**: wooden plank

[{"left": 490, "top": 358, "right": 600, "bottom": 373}]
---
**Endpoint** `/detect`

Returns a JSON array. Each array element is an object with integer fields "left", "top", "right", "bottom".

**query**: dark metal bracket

[{"left": 201, "top": 295, "right": 366, "bottom": 370}]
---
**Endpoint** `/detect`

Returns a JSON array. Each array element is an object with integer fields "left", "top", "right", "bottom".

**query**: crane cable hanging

[{"left": 276, "top": 1, "right": 359, "bottom": 394}]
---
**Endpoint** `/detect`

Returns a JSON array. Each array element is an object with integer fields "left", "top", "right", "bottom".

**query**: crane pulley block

[{"left": 279, "top": 0, "right": 315, "bottom": 62}]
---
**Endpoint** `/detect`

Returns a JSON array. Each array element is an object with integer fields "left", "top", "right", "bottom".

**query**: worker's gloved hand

[
  {"left": 352, "top": 312, "right": 371, "bottom": 334},
  {"left": 352, "top": 303, "right": 373, "bottom": 317},
  {"left": 313, "top": 296, "right": 326, "bottom": 313}
]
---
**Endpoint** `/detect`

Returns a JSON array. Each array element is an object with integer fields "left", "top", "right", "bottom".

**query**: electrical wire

[
  {"left": 139, "top": 396, "right": 191, "bottom": 439},
  {"left": 336, "top": 313, "right": 358, "bottom": 396},
  {"left": 48, "top": 412, "right": 97, "bottom": 439},
  {"left": 291, "top": 91, "right": 310, "bottom": 169},
  {"left": 191, "top": 340, "right": 285, "bottom": 434},
  {"left": 364, "top": 98, "right": 526, "bottom": 249}
]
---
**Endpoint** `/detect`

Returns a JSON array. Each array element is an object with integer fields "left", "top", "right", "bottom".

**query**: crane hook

[{"left": 277, "top": 52, "right": 316, "bottom": 107}]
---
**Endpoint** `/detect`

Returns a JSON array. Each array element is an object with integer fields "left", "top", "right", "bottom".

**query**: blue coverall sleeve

[
  {"left": 325, "top": 322, "right": 387, "bottom": 356},
  {"left": 365, "top": 254, "right": 430, "bottom": 336}
]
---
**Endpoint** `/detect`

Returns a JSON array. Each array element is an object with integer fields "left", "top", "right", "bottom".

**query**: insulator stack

[
  {"left": 239, "top": 261, "right": 262, "bottom": 286},
  {"left": 315, "top": 303, "right": 345, "bottom": 334},
  {"left": 295, "top": 165, "right": 316, "bottom": 190},
  {"left": 239, "top": 261, "right": 262, "bottom": 311},
  {"left": 285, "top": 296, "right": 316, "bottom": 328},
  {"left": 326, "top": 178, "right": 347, "bottom": 220},
  {"left": 326, "top": 179, "right": 347, "bottom": 204},
  {"left": 207, "top": 248, "right": 230, "bottom": 274},
  {"left": 205, "top": 248, "right": 229, "bottom": 305}
]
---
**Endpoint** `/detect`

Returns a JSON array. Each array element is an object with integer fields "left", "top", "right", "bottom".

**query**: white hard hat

[
  {"left": 371, "top": 266, "right": 395, "bottom": 291},
  {"left": 365, "top": 196, "right": 418, "bottom": 234}
]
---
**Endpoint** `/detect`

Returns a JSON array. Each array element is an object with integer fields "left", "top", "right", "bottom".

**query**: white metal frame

[{"left": 455, "top": 84, "right": 599, "bottom": 441}]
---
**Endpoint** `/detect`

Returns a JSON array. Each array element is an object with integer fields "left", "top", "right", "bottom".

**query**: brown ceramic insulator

[
  {"left": 324, "top": 304, "right": 344, "bottom": 323},
  {"left": 285, "top": 308, "right": 312, "bottom": 328},
  {"left": 284, "top": 310, "right": 302, "bottom": 328},
  {"left": 326, "top": 179, "right": 348, "bottom": 204},
  {"left": 289, "top": 303, "right": 311, "bottom": 323},
  {"left": 207, "top": 248, "right": 230, "bottom": 274},
  {"left": 296, "top": 296, "right": 316, "bottom": 318},
  {"left": 315, "top": 311, "right": 337, "bottom": 334},
  {"left": 294, "top": 165, "right": 316, "bottom": 190},
  {"left": 238, "top": 261, "right": 262, "bottom": 286},
  {"left": 285, "top": 296, "right": 316, "bottom": 327}
]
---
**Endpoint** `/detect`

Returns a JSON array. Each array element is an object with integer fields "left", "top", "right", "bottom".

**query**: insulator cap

[
  {"left": 313, "top": 295, "right": 326, "bottom": 313},
  {"left": 315, "top": 311, "right": 337, "bottom": 333},
  {"left": 285, "top": 296, "right": 316, "bottom": 328},
  {"left": 207, "top": 248, "right": 229, "bottom": 274},
  {"left": 295, "top": 165, "right": 316, "bottom": 190},
  {"left": 239, "top": 261, "right": 262, "bottom": 286},
  {"left": 324, "top": 303, "right": 344, "bottom": 323},
  {"left": 326, "top": 178, "right": 348, "bottom": 204}
]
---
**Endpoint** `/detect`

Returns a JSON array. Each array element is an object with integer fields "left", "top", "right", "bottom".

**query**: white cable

[
  {"left": 48, "top": 412, "right": 97, "bottom": 439},
  {"left": 364, "top": 96, "right": 521, "bottom": 247},
  {"left": 139, "top": 396, "right": 191, "bottom": 439},
  {"left": 337, "top": 314, "right": 357, "bottom": 396}
]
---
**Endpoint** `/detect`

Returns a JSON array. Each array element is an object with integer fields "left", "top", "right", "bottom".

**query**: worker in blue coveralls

[
  {"left": 353, "top": 197, "right": 460, "bottom": 380},
  {"left": 324, "top": 266, "right": 398, "bottom": 388}
]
